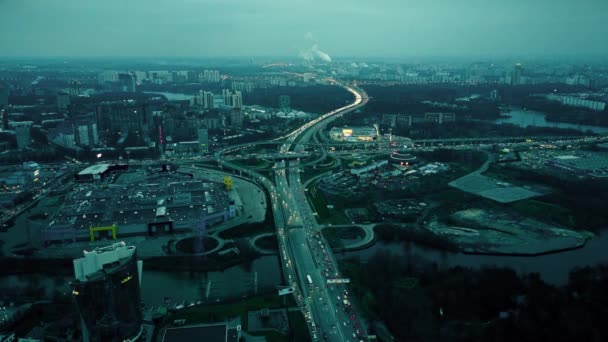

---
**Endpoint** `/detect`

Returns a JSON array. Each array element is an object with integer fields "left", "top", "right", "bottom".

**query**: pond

[{"left": 493, "top": 108, "right": 608, "bottom": 134}]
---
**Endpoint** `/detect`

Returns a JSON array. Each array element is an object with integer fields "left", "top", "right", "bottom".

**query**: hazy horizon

[{"left": 1, "top": 0, "right": 607, "bottom": 59}]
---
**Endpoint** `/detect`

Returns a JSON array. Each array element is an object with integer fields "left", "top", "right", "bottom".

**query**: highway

[
  {"left": 216, "top": 80, "right": 369, "bottom": 341},
  {"left": 271, "top": 82, "right": 369, "bottom": 341}
]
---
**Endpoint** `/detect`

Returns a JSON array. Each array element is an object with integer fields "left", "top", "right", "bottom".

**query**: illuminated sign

[
  {"left": 278, "top": 287, "right": 295, "bottom": 296},
  {"left": 326, "top": 278, "right": 350, "bottom": 284},
  {"left": 342, "top": 129, "right": 353, "bottom": 137}
]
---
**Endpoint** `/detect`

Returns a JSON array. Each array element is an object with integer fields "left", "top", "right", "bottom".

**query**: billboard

[
  {"left": 326, "top": 278, "right": 350, "bottom": 284},
  {"left": 278, "top": 287, "right": 295, "bottom": 296}
]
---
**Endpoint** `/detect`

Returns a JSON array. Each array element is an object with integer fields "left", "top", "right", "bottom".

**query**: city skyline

[{"left": 1, "top": 0, "right": 607, "bottom": 58}]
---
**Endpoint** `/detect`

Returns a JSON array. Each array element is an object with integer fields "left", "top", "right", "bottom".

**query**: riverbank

[
  {"left": 373, "top": 218, "right": 592, "bottom": 257},
  {"left": 0, "top": 247, "right": 268, "bottom": 276}
]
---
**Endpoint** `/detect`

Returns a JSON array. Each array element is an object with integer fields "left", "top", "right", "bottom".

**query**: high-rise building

[
  {"left": 513, "top": 63, "right": 523, "bottom": 85},
  {"left": 231, "top": 81, "right": 254, "bottom": 93},
  {"left": 230, "top": 109, "right": 244, "bottom": 128},
  {"left": 203, "top": 91, "right": 214, "bottom": 109},
  {"left": 118, "top": 73, "right": 136, "bottom": 92},
  {"left": 197, "top": 128, "right": 209, "bottom": 153},
  {"left": 96, "top": 103, "right": 148, "bottom": 139},
  {"left": 97, "top": 71, "right": 119, "bottom": 84},
  {"left": 203, "top": 113, "right": 220, "bottom": 129},
  {"left": 232, "top": 91, "right": 243, "bottom": 109},
  {"left": 75, "top": 113, "right": 99, "bottom": 146},
  {"left": 9, "top": 121, "right": 33, "bottom": 149},
  {"left": 49, "top": 120, "right": 76, "bottom": 149},
  {"left": 279, "top": 95, "right": 291, "bottom": 112},
  {"left": 222, "top": 89, "right": 232, "bottom": 106},
  {"left": 71, "top": 242, "right": 143, "bottom": 342},
  {"left": 133, "top": 71, "right": 148, "bottom": 83},
  {"left": 382, "top": 114, "right": 397, "bottom": 127},
  {"left": 69, "top": 80, "right": 83, "bottom": 97},
  {"left": 424, "top": 112, "right": 456, "bottom": 124},
  {"left": 203, "top": 70, "right": 220, "bottom": 83},
  {"left": 57, "top": 92, "right": 70, "bottom": 110},
  {"left": 0, "top": 109, "right": 8, "bottom": 130},
  {"left": 0, "top": 86, "right": 9, "bottom": 108},
  {"left": 164, "top": 113, "right": 197, "bottom": 142}
]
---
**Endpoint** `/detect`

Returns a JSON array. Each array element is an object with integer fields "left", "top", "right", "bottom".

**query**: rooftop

[
  {"left": 73, "top": 241, "right": 136, "bottom": 281},
  {"left": 162, "top": 323, "right": 235, "bottom": 342},
  {"left": 78, "top": 163, "right": 110, "bottom": 176}
]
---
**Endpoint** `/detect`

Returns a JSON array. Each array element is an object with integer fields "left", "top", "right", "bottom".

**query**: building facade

[{"left": 71, "top": 242, "right": 143, "bottom": 342}]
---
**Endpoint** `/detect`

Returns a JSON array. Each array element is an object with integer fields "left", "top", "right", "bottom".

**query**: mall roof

[{"left": 78, "top": 164, "right": 110, "bottom": 176}]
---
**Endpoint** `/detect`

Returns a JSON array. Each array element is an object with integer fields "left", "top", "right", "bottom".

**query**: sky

[{"left": 0, "top": 0, "right": 607, "bottom": 59}]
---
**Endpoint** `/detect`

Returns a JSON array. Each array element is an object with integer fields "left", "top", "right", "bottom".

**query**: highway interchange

[
  {"left": 216, "top": 81, "right": 369, "bottom": 341},
  {"left": 213, "top": 79, "right": 608, "bottom": 341}
]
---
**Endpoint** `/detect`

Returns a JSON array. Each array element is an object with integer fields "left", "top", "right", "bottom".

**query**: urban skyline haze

[{"left": 1, "top": 0, "right": 607, "bottom": 59}]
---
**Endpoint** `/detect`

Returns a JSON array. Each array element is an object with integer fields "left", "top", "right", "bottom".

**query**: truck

[{"left": 307, "top": 275, "right": 313, "bottom": 286}]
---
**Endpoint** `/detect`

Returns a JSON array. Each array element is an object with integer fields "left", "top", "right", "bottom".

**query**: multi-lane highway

[
  {"left": 270, "top": 84, "right": 368, "bottom": 341},
  {"left": 216, "top": 80, "right": 369, "bottom": 341}
]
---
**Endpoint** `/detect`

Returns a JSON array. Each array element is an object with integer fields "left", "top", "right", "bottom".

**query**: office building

[
  {"left": 49, "top": 120, "right": 77, "bottom": 149},
  {"left": 96, "top": 103, "right": 149, "bottom": 139},
  {"left": 75, "top": 113, "right": 99, "bottom": 146},
  {"left": 204, "top": 113, "right": 220, "bottom": 129},
  {"left": 424, "top": 112, "right": 456, "bottom": 124},
  {"left": 71, "top": 242, "right": 143, "bottom": 342},
  {"left": 69, "top": 80, "right": 83, "bottom": 97},
  {"left": 133, "top": 71, "right": 148, "bottom": 83},
  {"left": 512, "top": 63, "right": 523, "bottom": 85},
  {"left": 118, "top": 73, "right": 136, "bottom": 92},
  {"left": 382, "top": 114, "right": 397, "bottom": 127},
  {"left": 57, "top": 92, "right": 70, "bottom": 111},
  {"left": 164, "top": 113, "right": 197, "bottom": 142},
  {"left": 279, "top": 95, "right": 291, "bottom": 112},
  {"left": 197, "top": 128, "right": 209, "bottom": 153},
  {"left": 9, "top": 121, "right": 33, "bottom": 149},
  {"left": 230, "top": 109, "right": 244, "bottom": 127},
  {"left": 1, "top": 110, "right": 8, "bottom": 130},
  {"left": 98, "top": 71, "right": 119, "bottom": 84}
]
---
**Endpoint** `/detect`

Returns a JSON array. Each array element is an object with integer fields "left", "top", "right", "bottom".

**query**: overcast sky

[{"left": 1, "top": 0, "right": 607, "bottom": 59}]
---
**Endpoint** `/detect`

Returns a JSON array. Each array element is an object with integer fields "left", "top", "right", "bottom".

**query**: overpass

[
  {"left": 219, "top": 135, "right": 600, "bottom": 155},
  {"left": 216, "top": 81, "right": 369, "bottom": 341}
]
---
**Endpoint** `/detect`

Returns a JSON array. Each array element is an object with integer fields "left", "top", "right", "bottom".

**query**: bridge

[{"left": 216, "top": 81, "right": 369, "bottom": 341}]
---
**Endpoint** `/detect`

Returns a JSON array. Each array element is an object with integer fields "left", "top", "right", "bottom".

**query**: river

[
  {"left": 142, "top": 91, "right": 194, "bottom": 101},
  {"left": 494, "top": 108, "right": 608, "bottom": 134},
  {"left": 141, "top": 255, "right": 282, "bottom": 305},
  {"left": 337, "top": 232, "right": 608, "bottom": 286},
  {"left": 0, "top": 255, "right": 283, "bottom": 306}
]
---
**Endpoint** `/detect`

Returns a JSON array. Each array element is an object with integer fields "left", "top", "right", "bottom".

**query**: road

[
  {"left": 216, "top": 80, "right": 368, "bottom": 341},
  {"left": 264, "top": 82, "right": 368, "bottom": 341}
]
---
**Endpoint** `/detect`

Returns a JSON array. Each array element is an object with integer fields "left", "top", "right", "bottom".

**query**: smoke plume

[{"left": 299, "top": 32, "right": 332, "bottom": 63}]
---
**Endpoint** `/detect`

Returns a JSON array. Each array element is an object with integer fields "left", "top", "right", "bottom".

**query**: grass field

[
  {"left": 306, "top": 185, "right": 350, "bottom": 225},
  {"left": 510, "top": 199, "right": 575, "bottom": 228}
]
